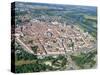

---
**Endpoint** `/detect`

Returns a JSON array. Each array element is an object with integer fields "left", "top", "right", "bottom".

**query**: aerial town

[
  {"left": 11, "top": 2, "right": 97, "bottom": 73},
  {"left": 15, "top": 18, "right": 95, "bottom": 56}
]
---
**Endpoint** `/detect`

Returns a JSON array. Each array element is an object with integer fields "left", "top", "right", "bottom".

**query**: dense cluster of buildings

[{"left": 15, "top": 17, "right": 95, "bottom": 56}]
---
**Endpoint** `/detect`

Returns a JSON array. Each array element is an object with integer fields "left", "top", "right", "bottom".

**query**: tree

[
  {"left": 28, "top": 40, "right": 33, "bottom": 44},
  {"left": 31, "top": 46, "right": 38, "bottom": 53}
]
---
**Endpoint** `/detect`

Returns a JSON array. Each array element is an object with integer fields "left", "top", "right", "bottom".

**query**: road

[{"left": 16, "top": 37, "right": 34, "bottom": 54}]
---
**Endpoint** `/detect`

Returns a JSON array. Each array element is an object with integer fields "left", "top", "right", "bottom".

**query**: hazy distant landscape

[{"left": 11, "top": 2, "right": 97, "bottom": 73}]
